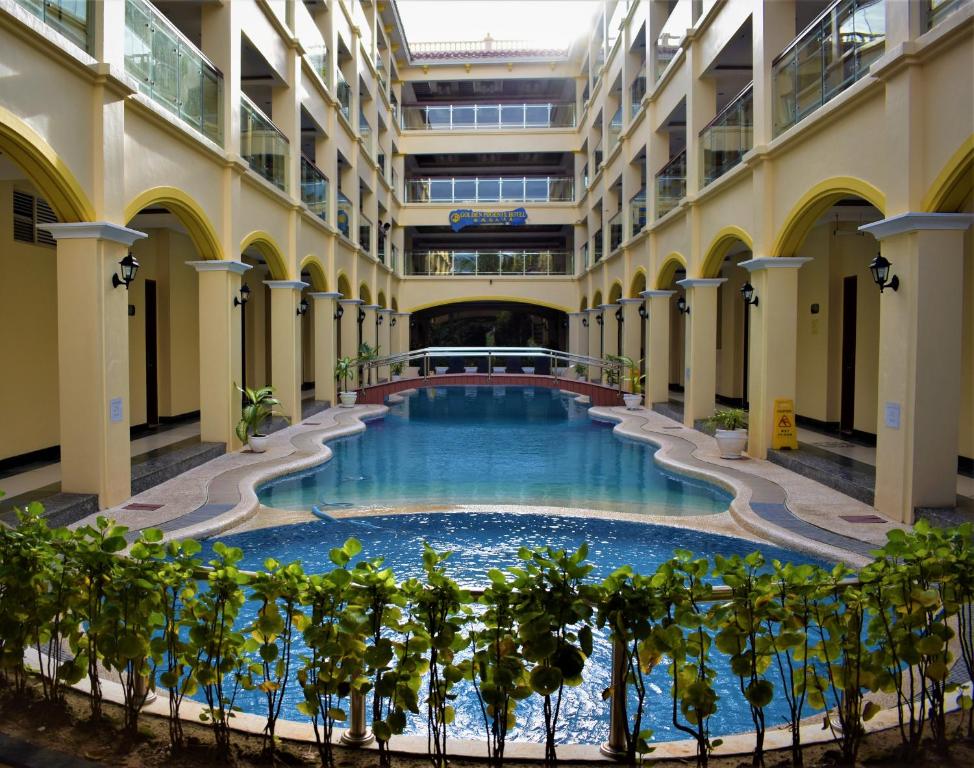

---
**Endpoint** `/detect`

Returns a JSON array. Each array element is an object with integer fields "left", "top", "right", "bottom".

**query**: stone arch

[
  {"left": 580, "top": 295, "right": 588, "bottom": 311},
  {"left": 772, "top": 177, "right": 885, "bottom": 258},
  {"left": 0, "top": 105, "right": 95, "bottom": 222},
  {"left": 377, "top": 290, "right": 387, "bottom": 308},
  {"left": 608, "top": 281, "right": 623, "bottom": 304},
  {"left": 391, "top": 296, "right": 399, "bottom": 311},
  {"left": 299, "top": 255, "right": 328, "bottom": 291},
  {"left": 359, "top": 282, "right": 372, "bottom": 304},
  {"left": 407, "top": 295, "right": 572, "bottom": 313},
  {"left": 240, "top": 231, "right": 289, "bottom": 279},
  {"left": 125, "top": 187, "right": 222, "bottom": 262},
  {"left": 654, "top": 252, "right": 687, "bottom": 289},
  {"left": 629, "top": 269, "right": 647, "bottom": 297},
  {"left": 592, "top": 290, "right": 603, "bottom": 306},
  {"left": 700, "top": 225, "right": 754, "bottom": 278},
  {"left": 336, "top": 272, "right": 352, "bottom": 298},
  {"left": 923, "top": 137, "right": 974, "bottom": 213}
]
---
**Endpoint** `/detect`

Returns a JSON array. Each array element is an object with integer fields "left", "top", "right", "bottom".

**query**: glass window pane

[
  {"left": 500, "top": 104, "right": 526, "bottom": 128},
  {"left": 524, "top": 105, "right": 549, "bottom": 127},
  {"left": 477, "top": 105, "right": 500, "bottom": 126},
  {"left": 477, "top": 179, "right": 500, "bottom": 202},
  {"left": 524, "top": 178, "right": 548, "bottom": 201},
  {"left": 453, "top": 179, "right": 476, "bottom": 201},
  {"left": 501, "top": 178, "right": 525, "bottom": 200},
  {"left": 452, "top": 106, "right": 475, "bottom": 128},
  {"left": 426, "top": 107, "right": 451, "bottom": 129},
  {"left": 152, "top": 22, "right": 180, "bottom": 111}
]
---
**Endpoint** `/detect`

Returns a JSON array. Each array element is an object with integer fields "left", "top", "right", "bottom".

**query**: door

[
  {"left": 144, "top": 279, "right": 159, "bottom": 426},
  {"left": 840, "top": 275, "right": 857, "bottom": 434}
]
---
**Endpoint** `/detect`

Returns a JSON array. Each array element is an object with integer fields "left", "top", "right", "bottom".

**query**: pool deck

[{"left": 69, "top": 393, "right": 902, "bottom": 566}]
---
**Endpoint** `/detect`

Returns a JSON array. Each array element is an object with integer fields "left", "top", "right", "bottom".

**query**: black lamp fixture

[
  {"left": 234, "top": 283, "right": 251, "bottom": 307},
  {"left": 869, "top": 253, "right": 899, "bottom": 293},
  {"left": 615, "top": 307, "right": 624, "bottom": 323},
  {"left": 638, "top": 303, "right": 649, "bottom": 320},
  {"left": 334, "top": 304, "right": 345, "bottom": 320},
  {"left": 382, "top": 221, "right": 392, "bottom": 233},
  {"left": 582, "top": 315, "right": 589, "bottom": 327},
  {"left": 357, "top": 307, "right": 367, "bottom": 323},
  {"left": 112, "top": 252, "right": 140, "bottom": 290},
  {"left": 595, "top": 312, "right": 604, "bottom": 326},
  {"left": 740, "top": 281, "right": 759, "bottom": 306},
  {"left": 390, "top": 316, "right": 397, "bottom": 328},
  {"left": 677, "top": 297, "right": 690, "bottom": 315},
  {"left": 377, "top": 313, "right": 384, "bottom": 325},
  {"left": 296, "top": 298, "right": 309, "bottom": 316}
]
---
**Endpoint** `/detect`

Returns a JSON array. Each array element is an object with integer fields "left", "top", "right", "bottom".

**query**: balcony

[
  {"left": 772, "top": 0, "right": 885, "bottom": 136},
  {"left": 654, "top": 150, "right": 686, "bottom": 218},
  {"left": 405, "top": 250, "right": 573, "bottom": 276},
  {"left": 391, "top": 242, "right": 399, "bottom": 272},
  {"left": 359, "top": 213, "right": 372, "bottom": 253},
  {"left": 391, "top": 167, "right": 399, "bottom": 197},
  {"left": 337, "top": 192, "right": 352, "bottom": 239},
  {"left": 15, "top": 0, "right": 90, "bottom": 51},
  {"left": 654, "top": 0, "right": 690, "bottom": 80},
  {"left": 594, "top": 138, "right": 604, "bottom": 169},
  {"left": 608, "top": 210, "right": 623, "bottom": 252},
  {"left": 359, "top": 111, "right": 373, "bottom": 157},
  {"left": 300, "top": 156, "right": 328, "bottom": 222},
  {"left": 581, "top": 242, "right": 589, "bottom": 269},
  {"left": 124, "top": 0, "right": 223, "bottom": 145},
  {"left": 240, "top": 95, "right": 288, "bottom": 191},
  {"left": 305, "top": 44, "right": 328, "bottom": 84},
  {"left": 629, "top": 189, "right": 646, "bottom": 236},
  {"left": 376, "top": 59, "right": 388, "bottom": 98},
  {"left": 700, "top": 84, "right": 753, "bottom": 187},
  {"left": 405, "top": 177, "right": 574, "bottom": 204},
  {"left": 606, "top": 107, "right": 623, "bottom": 156},
  {"left": 630, "top": 75, "right": 647, "bottom": 116},
  {"left": 400, "top": 103, "right": 576, "bottom": 131},
  {"left": 593, "top": 229, "right": 604, "bottom": 263},
  {"left": 336, "top": 72, "right": 351, "bottom": 120}
]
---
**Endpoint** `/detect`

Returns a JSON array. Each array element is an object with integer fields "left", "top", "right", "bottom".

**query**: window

[{"left": 12, "top": 190, "right": 57, "bottom": 247}]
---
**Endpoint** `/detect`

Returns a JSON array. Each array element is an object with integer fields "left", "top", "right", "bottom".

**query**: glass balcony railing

[
  {"left": 629, "top": 189, "right": 646, "bottom": 236},
  {"left": 391, "top": 95, "right": 400, "bottom": 127},
  {"left": 359, "top": 111, "right": 373, "bottom": 157},
  {"left": 405, "top": 250, "right": 573, "bottom": 276},
  {"left": 700, "top": 84, "right": 753, "bottom": 186},
  {"left": 609, "top": 210, "right": 624, "bottom": 252},
  {"left": 377, "top": 235, "right": 386, "bottom": 264},
  {"left": 16, "top": 0, "right": 90, "bottom": 51},
  {"left": 400, "top": 103, "right": 576, "bottom": 130},
  {"left": 391, "top": 167, "right": 400, "bottom": 197},
  {"left": 593, "top": 229, "right": 604, "bottom": 263},
  {"left": 655, "top": 150, "right": 686, "bottom": 218},
  {"left": 631, "top": 75, "right": 647, "bottom": 116},
  {"left": 594, "top": 138, "right": 604, "bottom": 168},
  {"left": 581, "top": 242, "right": 589, "bottom": 269},
  {"left": 391, "top": 243, "right": 400, "bottom": 272},
  {"left": 358, "top": 213, "right": 372, "bottom": 253},
  {"left": 337, "top": 192, "right": 352, "bottom": 239},
  {"left": 655, "top": 0, "right": 689, "bottom": 80},
  {"left": 240, "top": 95, "right": 288, "bottom": 190},
  {"left": 124, "top": 0, "right": 223, "bottom": 144},
  {"left": 582, "top": 163, "right": 589, "bottom": 189},
  {"left": 376, "top": 60, "right": 388, "bottom": 98},
  {"left": 305, "top": 44, "right": 328, "bottom": 84},
  {"left": 336, "top": 72, "right": 351, "bottom": 120},
  {"left": 929, "top": 0, "right": 970, "bottom": 27},
  {"left": 607, "top": 107, "right": 623, "bottom": 155},
  {"left": 300, "top": 156, "right": 328, "bottom": 222},
  {"left": 405, "top": 177, "right": 575, "bottom": 203},
  {"left": 772, "top": 0, "right": 885, "bottom": 137}
]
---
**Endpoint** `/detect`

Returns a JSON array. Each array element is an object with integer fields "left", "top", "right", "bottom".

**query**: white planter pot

[
  {"left": 339, "top": 391, "right": 358, "bottom": 408},
  {"left": 248, "top": 434, "right": 270, "bottom": 453},
  {"left": 464, "top": 366, "right": 478, "bottom": 373},
  {"left": 391, "top": 374, "right": 401, "bottom": 382},
  {"left": 715, "top": 428, "right": 748, "bottom": 459},
  {"left": 522, "top": 367, "right": 535, "bottom": 375},
  {"left": 493, "top": 366, "right": 507, "bottom": 373},
  {"left": 435, "top": 366, "right": 449, "bottom": 375},
  {"left": 623, "top": 393, "right": 643, "bottom": 410}
]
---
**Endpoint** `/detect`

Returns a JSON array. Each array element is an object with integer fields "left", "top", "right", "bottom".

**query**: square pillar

[
  {"left": 568, "top": 312, "right": 585, "bottom": 358},
  {"left": 187, "top": 260, "right": 251, "bottom": 450},
  {"left": 265, "top": 280, "right": 308, "bottom": 424},
  {"left": 740, "top": 257, "right": 810, "bottom": 459},
  {"left": 309, "top": 291, "right": 341, "bottom": 406},
  {"left": 42, "top": 223, "right": 147, "bottom": 509},
  {"left": 642, "top": 290, "right": 675, "bottom": 405},
  {"left": 377, "top": 309, "right": 394, "bottom": 380},
  {"left": 586, "top": 308, "right": 603, "bottom": 380},
  {"left": 619, "top": 299, "right": 644, "bottom": 391},
  {"left": 860, "top": 213, "right": 973, "bottom": 523},
  {"left": 677, "top": 278, "right": 726, "bottom": 427},
  {"left": 338, "top": 299, "right": 364, "bottom": 386},
  {"left": 359, "top": 304, "right": 380, "bottom": 385}
]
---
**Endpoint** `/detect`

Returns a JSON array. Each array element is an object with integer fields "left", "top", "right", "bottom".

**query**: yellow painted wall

[
  {"left": 715, "top": 257, "right": 747, "bottom": 400},
  {"left": 0, "top": 181, "right": 60, "bottom": 459},
  {"left": 795, "top": 225, "right": 832, "bottom": 421},
  {"left": 959, "top": 190, "right": 973, "bottom": 460}
]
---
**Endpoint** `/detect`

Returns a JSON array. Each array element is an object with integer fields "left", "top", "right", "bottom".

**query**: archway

[
  {"left": 607, "top": 281, "right": 624, "bottom": 357},
  {"left": 299, "top": 256, "right": 329, "bottom": 399},
  {"left": 654, "top": 254, "right": 687, "bottom": 409},
  {"left": 240, "top": 234, "right": 288, "bottom": 394}
]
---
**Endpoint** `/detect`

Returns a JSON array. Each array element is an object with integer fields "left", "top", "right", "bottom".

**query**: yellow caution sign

[{"left": 772, "top": 398, "right": 798, "bottom": 450}]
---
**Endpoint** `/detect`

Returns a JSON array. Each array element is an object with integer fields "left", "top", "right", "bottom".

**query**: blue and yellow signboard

[{"left": 449, "top": 207, "right": 528, "bottom": 232}]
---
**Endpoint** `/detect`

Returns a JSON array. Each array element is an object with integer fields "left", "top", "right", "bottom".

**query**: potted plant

[
  {"left": 705, "top": 408, "right": 749, "bottom": 459},
  {"left": 391, "top": 361, "right": 405, "bottom": 381},
  {"left": 235, "top": 385, "right": 287, "bottom": 453},
  {"left": 358, "top": 342, "right": 380, "bottom": 385},
  {"left": 573, "top": 363, "right": 587, "bottom": 381},
  {"left": 463, "top": 358, "right": 479, "bottom": 374},
  {"left": 336, "top": 355, "right": 358, "bottom": 407},
  {"left": 608, "top": 355, "right": 644, "bottom": 409}
]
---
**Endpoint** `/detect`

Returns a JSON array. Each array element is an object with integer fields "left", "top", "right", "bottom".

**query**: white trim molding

[
  {"left": 264, "top": 280, "right": 309, "bottom": 290},
  {"left": 641, "top": 290, "right": 676, "bottom": 298},
  {"left": 40, "top": 222, "right": 147, "bottom": 246},
  {"left": 859, "top": 212, "right": 974, "bottom": 240},
  {"left": 186, "top": 260, "right": 251, "bottom": 274},
  {"left": 738, "top": 257, "right": 812, "bottom": 272},
  {"left": 308, "top": 292, "right": 343, "bottom": 301},
  {"left": 677, "top": 278, "right": 727, "bottom": 288}
]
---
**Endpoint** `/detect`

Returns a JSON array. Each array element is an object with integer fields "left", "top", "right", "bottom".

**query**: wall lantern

[
  {"left": 112, "top": 252, "right": 140, "bottom": 290},
  {"left": 390, "top": 316, "right": 397, "bottom": 328},
  {"left": 677, "top": 297, "right": 690, "bottom": 315},
  {"left": 581, "top": 316, "right": 589, "bottom": 327},
  {"left": 595, "top": 312, "right": 604, "bottom": 326},
  {"left": 377, "top": 313, "right": 384, "bottom": 325},
  {"left": 869, "top": 253, "right": 899, "bottom": 293},
  {"left": 334, "top": 304, "right": 344, "bottom": 320},
  {"left": 234, "top": 283, "right": 251, "bottom": 307},
  {"left": 614, "top": 307, "right": 624, "bottom": 323},
  {"left": 638, "top": 304, "right": 648, "bottom": 320},
  {"left": 358, "top": 308, "right": 367, "bottom": 323},
  {"left": 296, "top": 298, "right": 309, "bottom": 316},
  {"left": 740, "top": 281, "right": 759, "bottom": 306}
]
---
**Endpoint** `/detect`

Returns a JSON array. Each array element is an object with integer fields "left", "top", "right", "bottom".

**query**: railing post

[
  {"left": 341, "top": 689, "right": 374, "bottom": 746},
  {"left": 487, "top": 352, "right": 492, "bottom": 381},
  {"left": 601, "top": 637, "right": 628, "bottom": 759}
]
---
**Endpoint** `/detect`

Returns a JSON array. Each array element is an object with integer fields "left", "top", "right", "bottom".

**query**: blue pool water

[
  {"left": 199, "top": 513, "right": 835, "bottom": 744},
  {"left": 258, "top": 386, "right": 732, "bottom": 515}
]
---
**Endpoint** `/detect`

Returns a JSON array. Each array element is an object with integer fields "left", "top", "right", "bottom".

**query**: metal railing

[
  {"left": 405, "top": 250, "right": 573, "bottom": 276},
  {"left": 16, "top": 0, "right": 90, "bottom": 51},
  {"left": 630, "top": 75, "right": 647, "bottom": 115},
  {"left": 594, "top": 137, "right": 604, "bottom": 168},
  {"left": 336, "top": 72, "right": 351, "bottom": 120},
  {"left": 655, "top": 150, "right": 686, "bottom": 218},
  {"left": 240, "top": 94, "right": 288, "bottom": 190},
  {"left": 700, "top": 83, "right": 753, "bottom": 187},
  {"left": 405, "top": 176, "right": 574, "bottom": 203},
  {"left": 593, "top": 228, "right": 604, "bottom": 262},
  {"left": 629, "top": 189, "right": 646, "bottom": 236},
  {"left": 300, "top": 156, "right": 328, "bottom": 222},
  {"left": 608, "top": 210, "right": 624, "bottom": 252},
  {"left": 400, "top": 102, "right": 576, "bottom": 130},
  {"left": 408, "top": 38, "right": 569, "bottom": 56},
  {"left": 358, "top": 213, "right": 372, "bottom": 253},
  {"left": 337, "top": 192, "right": 352, "bottom": 239},
  {"left": 772, "top": 0, "right": 885, "bottom": 136},
  {"left": 124, "top": 0, "right": 223, "bottom": 144},
  {"left": 358, "top": 346, "right": 624, "bottom": 385}
]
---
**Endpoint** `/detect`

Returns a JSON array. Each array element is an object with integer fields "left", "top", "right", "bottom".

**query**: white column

[
  {"left": 309, "top": 291, "right": 342, "bottom": 406},
  {"left": 641, "top": 290, "right": 675, "bottom": 406},
  {"left": 265, "top": 280, "right": 309, "bottom": 424},
  {"left": 676, "top": 278, "right": 726, "bottom": 427}
]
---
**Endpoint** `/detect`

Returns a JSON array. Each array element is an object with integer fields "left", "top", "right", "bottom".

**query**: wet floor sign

[{"left": 772, "top": 398, "right": 798, "bottom": 450}]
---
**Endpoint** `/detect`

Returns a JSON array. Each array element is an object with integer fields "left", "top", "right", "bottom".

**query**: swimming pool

[
  {"left": 257, "top": 386, "right": 731, "bottom": 516},
  {"left": 201, "top": 513, "right": 835, "bottom": 745}
]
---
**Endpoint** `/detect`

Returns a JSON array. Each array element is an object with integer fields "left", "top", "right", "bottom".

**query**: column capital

[
  {"left": 641, "top": 289, "right": 675, "bottom": 298},
  {"left": 186, "top": 259, "right": 251, "bottom": 275},
  {"left": 584, "top": 306, "right": 602, "bottom": 313},
  {"left": 339, "top": 298, "right": 364, "bottom": 305},
  {"left": 378, "top": 308, "right": 394, "bottom": 314},
  {"left": 859, "top": 212, "right": 974, "bottom": 240},
  {"left": 597, "top": 303, "right": 619, "bottom": 310},
  {"left": 264, "top": 280, "right": 309, "bottom": 290},
  {"left": 393, "top": 311, "right": 410, "bottom": 317},
  {"left": 40, "top": 222, "right": 146, "bottom": 246},
  {"left": 677, "top": 277, "right": 726, "bottom": 288},
  {"left": 361, "top": 303, "right": 381, "bottom": 311},
  {"left": 738, "top": 257, "right": 812, "bottom": 272},
  {"left": 617, "top": 297, "right": 643, "bottom": 304},
  {"left": 308, "top": 291, "right": 343, "bottom": 300},
  {"left": 568, "top": 311, "right": 585, "bottom": 316}
]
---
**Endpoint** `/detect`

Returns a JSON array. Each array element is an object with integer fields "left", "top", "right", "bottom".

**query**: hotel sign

[{"left": 449, "top": 207, "right": 528, "bottom": 232}]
